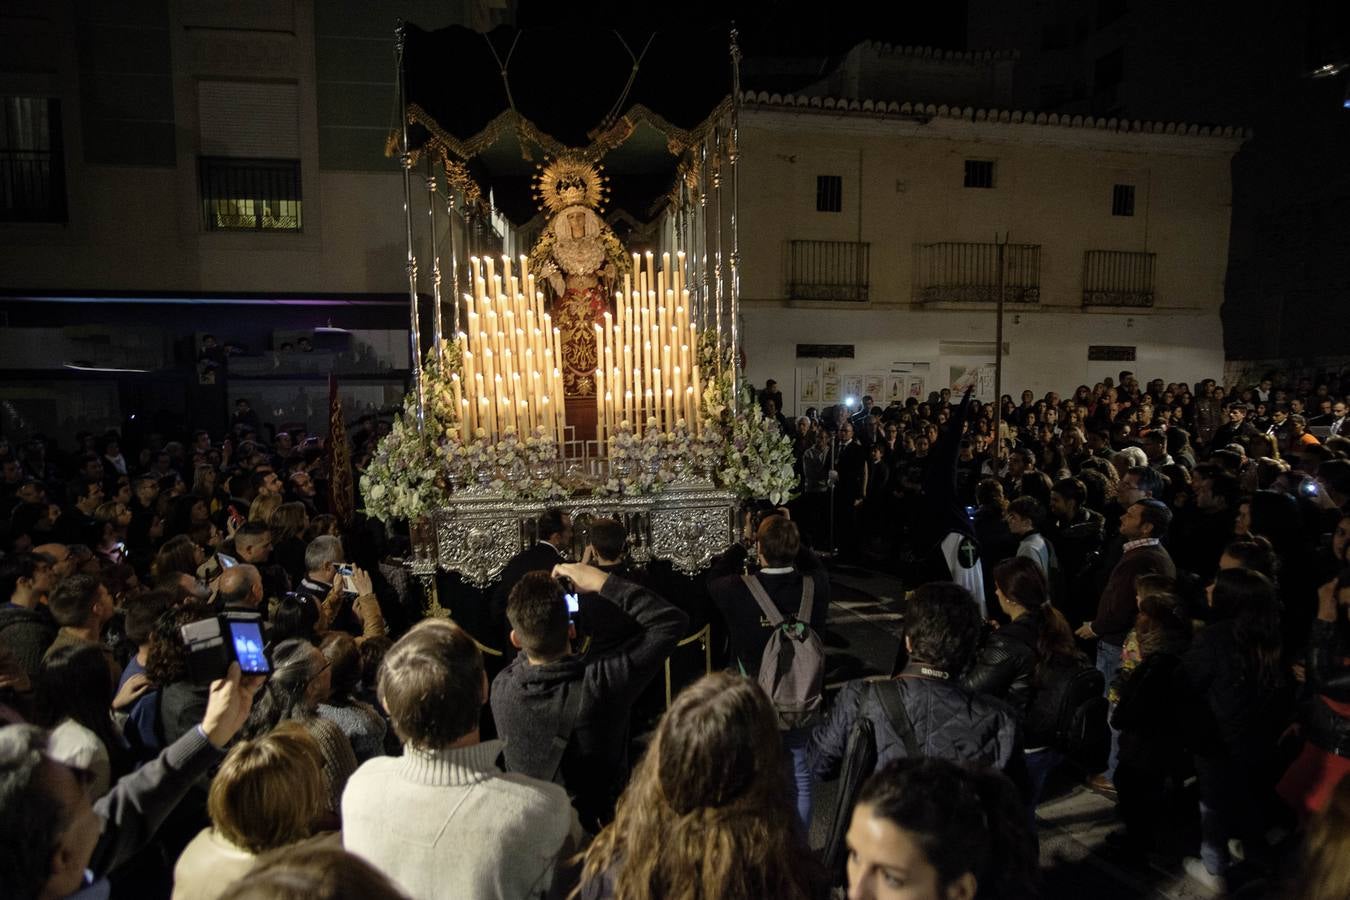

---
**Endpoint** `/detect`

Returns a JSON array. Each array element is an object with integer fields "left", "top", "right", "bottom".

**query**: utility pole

[{"left": 993, "top": 232, "right": 1008, "bottom": 462}]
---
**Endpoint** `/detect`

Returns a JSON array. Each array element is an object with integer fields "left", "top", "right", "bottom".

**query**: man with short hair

[
  {"left": 0, "top": 553, "right": 57, "bottom": 681},
  {"left": 1211, "top": 402, "right": 1260, "bottom": 455},
  {"left": 343, "top": 619, "right": 583, "bottom": 900},
  {"left": 32, "top": 543, "right": 75, "bottom": 582},
  {"left": 1142, "top": 431, "right": 1174, "bottom": 469},
  {"left": 296, "top": 535, "right": 379, "bottom": 636},
  {"left": 1004, "top": 447, "right": 1053, "bottom": 507},
  {"left": 1076, "top": 498, "right": 1176, "bottom": 795},
  {"left": 43, "top": 574, "right": 120, "bottom": 685},
  {"left": 215, "top": 563, "right": 263, "bottom": 613},
  {"left": 1006, "top": 496, "right": 1060, "bottom": 599},
  {"left": 1049, "top": 478, "right": 1105, "bottom": 623},
  {"left": 0, "top": 664, "right": 261, "bottom": 900},
  {"left": 810, "top": 582, "right": 1022, "bottom": 781},
  {"left": 492, "top": 561, "right": 686, "bottom": 830}
]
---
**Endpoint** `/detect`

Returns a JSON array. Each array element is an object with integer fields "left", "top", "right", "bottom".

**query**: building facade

[{"left": 1, "top": 6, "right": 1245, "bottom": 436}]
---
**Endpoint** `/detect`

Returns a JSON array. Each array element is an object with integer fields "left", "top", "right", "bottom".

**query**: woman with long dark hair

[
  {"left": 1108, "top": 577, "right": 1193, "bottom": 856},
  {"left": 37, "top": 642, "right": 139, "bottom": 796},
  {"left": 962, "top": 556, "right": 1088, "bottom": 809},
  {"left": 575, "top": 672, "right": 821, "bottom": 900},
  {"left": 1180, "top": 567, "right": 1291, "bottom": 892},
  {"left": 844, "top": 757, "right": 1039, "bottom": 900}
]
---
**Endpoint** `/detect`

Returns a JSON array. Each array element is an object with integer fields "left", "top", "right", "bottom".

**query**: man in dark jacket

[
  {"left": 1049, "top": 477, "right": 1106, "bottom": 624},
  {"left": 490, "top": 562, "right": 686, "bottom": 832},
  {"left": 708, "top": 515, "right": 830, "bottom": 826},
  {"left": 810, "top": 582, "right": 1023, "bottom": 786},
  {"left": 1076, "top": 498, "right": 1176, "bottom": 793},
  {"left": 1210, "top": 402, "right": 1261, "bottom": 456},
  {"left": 0, "top": 552, "right": 57, "bottom": 682}
]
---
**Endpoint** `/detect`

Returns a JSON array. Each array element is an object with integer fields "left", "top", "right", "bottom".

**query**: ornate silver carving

[{"left": 423, "top": 480, "right": 738, "bottom": 587}]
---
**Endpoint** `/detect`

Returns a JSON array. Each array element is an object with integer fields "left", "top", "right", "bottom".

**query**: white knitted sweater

[{"left": 341, "top": 739, "right": 581, "bottom": 900}]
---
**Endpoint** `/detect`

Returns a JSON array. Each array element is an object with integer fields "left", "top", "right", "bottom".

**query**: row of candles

[
  {"left": 449, "top": 255, "right": 568, "bottom": 443},
  {"left": 594, "top": 251, "right": 704, "bottom": 444},
  {"left": 445, "top": 251, "right": 707, "bottom": 449}
]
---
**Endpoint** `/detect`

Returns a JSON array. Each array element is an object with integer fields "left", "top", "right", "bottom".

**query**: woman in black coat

[
  {"left": 962, "top": 556, "right": 1087, "bottom": 809},
  {"left": 1179, "top": 567, "right": 1291, "bottom": 891},
  {"left": 1109, "top": 575, "right": 1192, "bottom": 855}
]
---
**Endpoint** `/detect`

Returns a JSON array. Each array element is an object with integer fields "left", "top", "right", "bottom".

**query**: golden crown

[{"left": 533, "top": 157, "right": 609, "bottom": 215}]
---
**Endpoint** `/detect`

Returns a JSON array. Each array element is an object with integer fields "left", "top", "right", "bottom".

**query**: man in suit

[
  {"left": 708, "top": 515, "right": 829, "bottom": 827},
  {"left": 491, "top": 508, "right": 573, "bottom": 648}
]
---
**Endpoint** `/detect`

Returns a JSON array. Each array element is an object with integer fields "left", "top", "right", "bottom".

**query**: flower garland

[
  {"left": 360, "top": 340, "right": 462, "bottom": 523},
  {"left": 697, "top": 342, "right": 798, "bottom": 506}
]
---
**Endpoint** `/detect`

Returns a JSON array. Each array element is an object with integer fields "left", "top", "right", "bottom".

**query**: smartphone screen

[
  {"left": 227, "top": 620, "right": 270, "bottom": 675},
  {"left": 336, "top": 563, "right": 354, "bottom": 578},
  {"left": 217, "top": 553, "right": 237, "bottom": 569},
  {"left": 565, "top": 592, "right": 580, "bottom": 615}
]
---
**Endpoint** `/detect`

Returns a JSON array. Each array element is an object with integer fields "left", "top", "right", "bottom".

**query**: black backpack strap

[
  {"left": 873, "top": 679, "right": 921, "bottom": 758},
  {"left": 542, "top": 684, "right": 585, "bottom": 784}
]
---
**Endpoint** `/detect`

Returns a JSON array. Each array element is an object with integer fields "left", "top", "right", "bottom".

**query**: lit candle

[{"left": 596, "top": 367, "right": 606, "bottom": 446}]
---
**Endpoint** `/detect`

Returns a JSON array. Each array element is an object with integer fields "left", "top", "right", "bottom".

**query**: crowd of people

[{"left": 0, "top": 367, "right": 1348, "bottom": 899}]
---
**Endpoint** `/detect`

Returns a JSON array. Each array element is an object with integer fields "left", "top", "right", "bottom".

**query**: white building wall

[
  {"left": 742, "top": 306, "right": 1225, "bottom": 417},
  {"left": 731, "top": 103, "right": 1240, "bottom": 413}
]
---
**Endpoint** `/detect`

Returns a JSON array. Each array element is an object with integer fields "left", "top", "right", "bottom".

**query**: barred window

[
  {"left": 1, "top": 97, "right": 67, "bottom": 223},
  {"left": 964, "top": 160, "right": 995, "bottom": 189},
  {"left": 199, "top": 157, "right": 301, "bottom": 232},
  {"left": 816, "top": 174, "right": 842, "bottom": 212}
]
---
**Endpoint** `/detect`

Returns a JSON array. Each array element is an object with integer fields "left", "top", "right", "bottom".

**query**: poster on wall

[
  {"left": 890, "top": 362, "right": 930, "bottom": 403},
  {"left": 949, "top": 363, "right": 996, "bottom": 402},
  {"left": 796, "top": 365, "right": 821, "bottom": 406},
  {"left": 842, "top": 375, "right": 863, "bottom": 403},
  {"left": 822, "top": 375, "right": 841, "bottom": 403},
  {"left": 864, "top": 374, "right": 885, "bottom": 402},
  {"left": 823, "top": 359, "right": 839, "bottom": 377}
]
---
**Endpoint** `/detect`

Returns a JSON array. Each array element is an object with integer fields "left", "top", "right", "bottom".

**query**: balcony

[
  {"left": 1082, "top": 249, "right": 1155, "bottom": 307},
  {"left": 915, "top": 241, "right": 1041, "bottom": 304},
  {"left": 787, "top": 240, "right": 870, "bottom": 302}
]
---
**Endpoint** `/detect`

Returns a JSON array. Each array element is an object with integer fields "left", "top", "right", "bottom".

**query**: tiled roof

[{"left": 741, "top": 90, "right": 1252, "bottom": 140}]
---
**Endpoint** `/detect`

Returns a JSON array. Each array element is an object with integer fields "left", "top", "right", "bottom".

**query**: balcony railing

[
  {"left": 787, "top": 240, "right": 870, "bottom": 302},
  {"left": 915, "top": 241, "right": 1041, "bottom": 304},
  {"left": 1083, "top": 249, "right": 1155, "bottom": 307}
]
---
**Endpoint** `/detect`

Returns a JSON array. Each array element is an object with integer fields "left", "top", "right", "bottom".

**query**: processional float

[{"left": 364, "top": 23, "right": 794, "bottom": 602}]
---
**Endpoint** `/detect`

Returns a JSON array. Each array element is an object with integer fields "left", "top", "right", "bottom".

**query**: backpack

[
  {"left": 1054, "top": 661, "right": 1109, "bottom": 772},
  {"left": 741, "top": 574, "right": 825, "bottom": 730}
]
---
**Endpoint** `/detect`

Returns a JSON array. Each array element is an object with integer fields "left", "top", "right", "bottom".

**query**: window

[
  {"left": 964, "top": 160, "right": 995, "bottom": 189},
  {"left": 815, "top": 175, "right": 842, "bottom": 212},
  {"left": 199, "top": 157, "right": 302, "bottom": 232},
  {"left": 1, "top": 97, "right": 67, "bottom": 223},
  {"left": 1112, "top": 184, "right": 1135, "bottom": 216}
]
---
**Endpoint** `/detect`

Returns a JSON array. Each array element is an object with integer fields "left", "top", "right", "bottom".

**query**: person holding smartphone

[
  {"left": 490, "top": 562, "right": 688, "bottom": 833},
  {"left": 295, "top": 535, "right": 385, "bottom": 642}
]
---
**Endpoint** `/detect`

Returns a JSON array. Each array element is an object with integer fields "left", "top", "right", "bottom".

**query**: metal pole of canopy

[{"left": 395, "top": 21, "right": 424, "bottom": 429}]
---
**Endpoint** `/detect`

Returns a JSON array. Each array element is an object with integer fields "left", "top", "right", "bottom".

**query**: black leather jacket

[
  {"left": 961, "top": 611, "right": 1081, "bottom": 748},
  {"left": 962, "top": 614, "right": 1038, "bottom": 717},
  {"left": 1305, "top": 618, "right": 1350, "bottom": 757}
]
